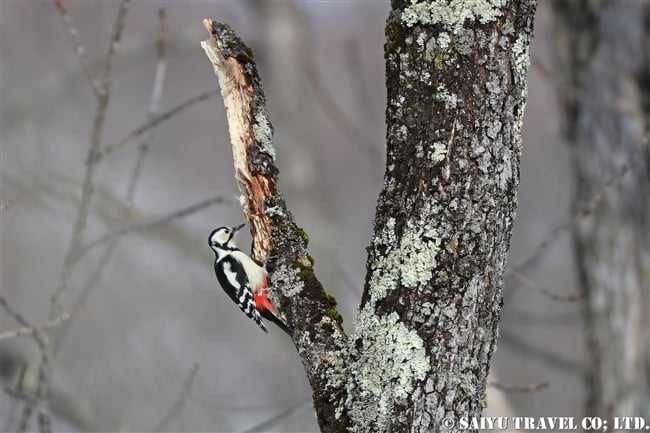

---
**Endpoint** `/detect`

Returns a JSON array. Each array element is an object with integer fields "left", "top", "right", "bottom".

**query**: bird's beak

[{"left": 234, "top": 223, "right": 246, "bottom": 232}]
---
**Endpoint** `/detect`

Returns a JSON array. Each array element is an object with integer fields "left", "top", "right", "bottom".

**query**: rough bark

[
  {"left": 352, "top": 1, "right": 535, "bottom": 431},
  {"left": 200, "top": 20, "right": 350, "bottom": 433},
  {"left": 555, "top": 1, "right": 650, "bottom": 420},
  {"left": 200, "top": 0, "right": 536, "bottom": 429}
]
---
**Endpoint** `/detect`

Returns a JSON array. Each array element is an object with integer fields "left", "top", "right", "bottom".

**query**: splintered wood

[{"left": 200, "top": 19, "right": 274, "bottom": 263}]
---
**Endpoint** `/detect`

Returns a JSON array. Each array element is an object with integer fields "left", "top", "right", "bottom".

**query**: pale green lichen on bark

[
  {"left": 431, "top": 142, "right": 447, "bottom": 162},
  {"left": 454, "top": 28, "right": 476, "bottom": 55},
  {"left": 511, "top": 32, "right": 532, "bottom": 88},
  {"left": 437, "top": 32, "right": 451, "bottom": 49},
  {"left": 269, "top": 264, "right": 304, "bottom": 297},
  {"left": 252, "top": 111, "right": 276, "bottom": 160},
  {"left": 368, "top": 220, "right": 442, "bottom": 300},
  {"left": 265, "top": 204, "right": 284, "bottom": 217},
  {"left": 436, "top": 84, "right": 459, "bottom": 109},
  {"left": 401, "top": 0, "right": 507, "bottom": 31},
  {"left": 509, "top": 31, "right": 532, "bottom": 147},
  {"left": 346, "top": 309, "right": 429, "bottom": 431}
]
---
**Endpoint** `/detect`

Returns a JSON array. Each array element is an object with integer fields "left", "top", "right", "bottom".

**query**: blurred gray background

[{"left": 1, "top": 2, "right": 583, "bottom": 432}]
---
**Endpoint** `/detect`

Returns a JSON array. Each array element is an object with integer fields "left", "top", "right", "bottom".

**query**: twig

[
  {"left": 531, "top": 54, "right": 637, "bottom": 116},
  {"left": 489, "top": 381, "right": 549, "bottom": 393},
  {"left": 3, "top": 364, "right": 30, "bottom": 433},
  {"left": 503, "top": 134, "right": 648, "bottom": 277},
  {"left": 152, "top": 362, "right": 200, "bottom": 432},
  {"left": 54, "top": 0, "right": 102, "bottom": 98},
  {"left": 499, "top": 329, "right": 583, "bottom": 375},
  {"left": 243, "top": 401, "right": 313, "bottom": 433},
  {"left": 99, "top": 89, "right": 220, "bottom": 160},
  {"left": 53, "top": 8, "right": 168, "bottom": 355},
  {"left": 127, "top": 7, "right": 167, "bottom": 201},
  {"left": 29, "top": 3, "right": 132, "bottom": 432},
  {"left": 53, "top": 242, "right": 116, "bottom": 358},
  {"left": 503, "top": 309, "right": 580, "bottom": 326},
  {"left": 74, "top": 195, "right": 232, "bottom": 262},
  {"left": 50, "top": 0, "right": 130, "bottom": 322},
  {"left": 508, "top": 269, "right": 585, "bottom": 302},
  {"left": 0, "top": 305, "right": 82, "bottom": 341},
  {"left": 0, "top": 297, "right": 50, "bottom": 433},
  {"left": 0, "top": 297, "right": 48, "bottom": 350},
  {"left": 55, "top": 195, "right": 230, "bottom": 354}
]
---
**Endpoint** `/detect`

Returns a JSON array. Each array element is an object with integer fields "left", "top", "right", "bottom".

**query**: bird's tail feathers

[
  {"left": 260, "top": 309, "right": 292, "bottom": 337},
  {"left": 254, "top": 288, "right": 291, "bottom": 336}
]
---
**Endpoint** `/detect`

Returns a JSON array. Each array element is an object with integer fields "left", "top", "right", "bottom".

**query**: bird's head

[{"left": 209, "top": 223, "right": 245, "bottom": 252}]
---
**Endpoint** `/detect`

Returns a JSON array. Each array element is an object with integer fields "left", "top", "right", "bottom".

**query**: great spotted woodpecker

[{"left": 209, "top": 224, "right": 291, "bottom": 336}]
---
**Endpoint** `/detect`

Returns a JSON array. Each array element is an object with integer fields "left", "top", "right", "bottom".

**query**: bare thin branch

[
  {"left": 126, "top": 7, "right": 167, "bottom": 201},
  {"left": 51, "top": 0, "right": 131, "bottom": 322},
  {"left": 0, "top": 297, "right": 47, "bottom": 350},
  {"left": 531, "top": 54, "right": 640, "bottom": 116},
  {"left": 506, "top": 133, "right": 649, "bottom": 274},
  {"left": 3, "top": 365, "right": 30, "bottom": 433},
  {"left": 55, "top": 8, "right": 166, "bottom": 355},
  {"left": 243, "top": 401, "right": 312, "bottom": 433},
  {"left": 54, "top": 0, "right": 102, "bottom": 97},
  {"left": 152, "top": 362, "right": 200, "bottom": 432},
  {"left": 53, "top": 240, "right": 117, "bottom": 358},
  {"left": 1, "top": 297, "right": 51, "bottom": 433},
  {"left": 54, "top": 194, "right": 230, "bottom": 354},
  {"left": 508, "top": 270, "right": 585, "bottom": 302},
  {"left": 31, "top": 4, "right": 132, "bottom": 432},
  {"left": 503, "top": 310, "right": 580, "bottom": 326},
  {"left": 0, "top": 306, "right": 81, "bottom": 341},
  {"left": 489, "top": 381, "right": 549, "bottom": 393},
  {"left": 500, "top": 329, "right": 583, "bottom": 375},
  {"left": 99, "top": 89, "right": 220, "bottom": 160},
  {"left": 99, "top": 0, "right": 130, "bottom": 99},
  {"left": 75, "top": 195, "right": 232, "bottom": 261}
]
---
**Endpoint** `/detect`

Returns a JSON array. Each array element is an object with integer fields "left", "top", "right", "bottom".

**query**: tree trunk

[
  {"left": 350, "top": 1, "right": 535, "bottom": 430},
  {"left": 201, "top": 0, "right": 536, "bottom": 430},
  {"left": 554, "top": 1, "right": 650, "bottom": 421}
]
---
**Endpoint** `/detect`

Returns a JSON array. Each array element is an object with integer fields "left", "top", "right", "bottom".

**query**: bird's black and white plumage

[{"left": 209, "top": 224, "right": 291, "bottom": 335}]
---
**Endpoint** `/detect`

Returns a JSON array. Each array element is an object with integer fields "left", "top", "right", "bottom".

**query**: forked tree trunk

[
  {"left": 201, "top": 1, "right": 536, "bottom": 431},
  {"left": 555, "top": 0, "right": 650, "bottom": 421}
]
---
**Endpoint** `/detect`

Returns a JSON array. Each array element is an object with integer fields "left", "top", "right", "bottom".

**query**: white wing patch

[
  {"left": 222, "top": 261, "right": 242, "bottom": 290},
  {"left": 230, "top": 250, "right": 267, "bottom": 291}
]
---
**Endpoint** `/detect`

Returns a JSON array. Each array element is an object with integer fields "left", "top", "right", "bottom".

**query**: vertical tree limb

[
  {"left": 52, "top": 6, "right": 167, "bottom": 355},
  {"left": 50, "top": 0, "right": 130, "bottom": 324},
  {"left": 348, "top": 2, "right": 535, "bottom": 430},
  {"left": 22, "top": 3, "right": 132, "bottom": 432},
  {"left": 200, "top": 20, "right": 349, "bottom": 432}
]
